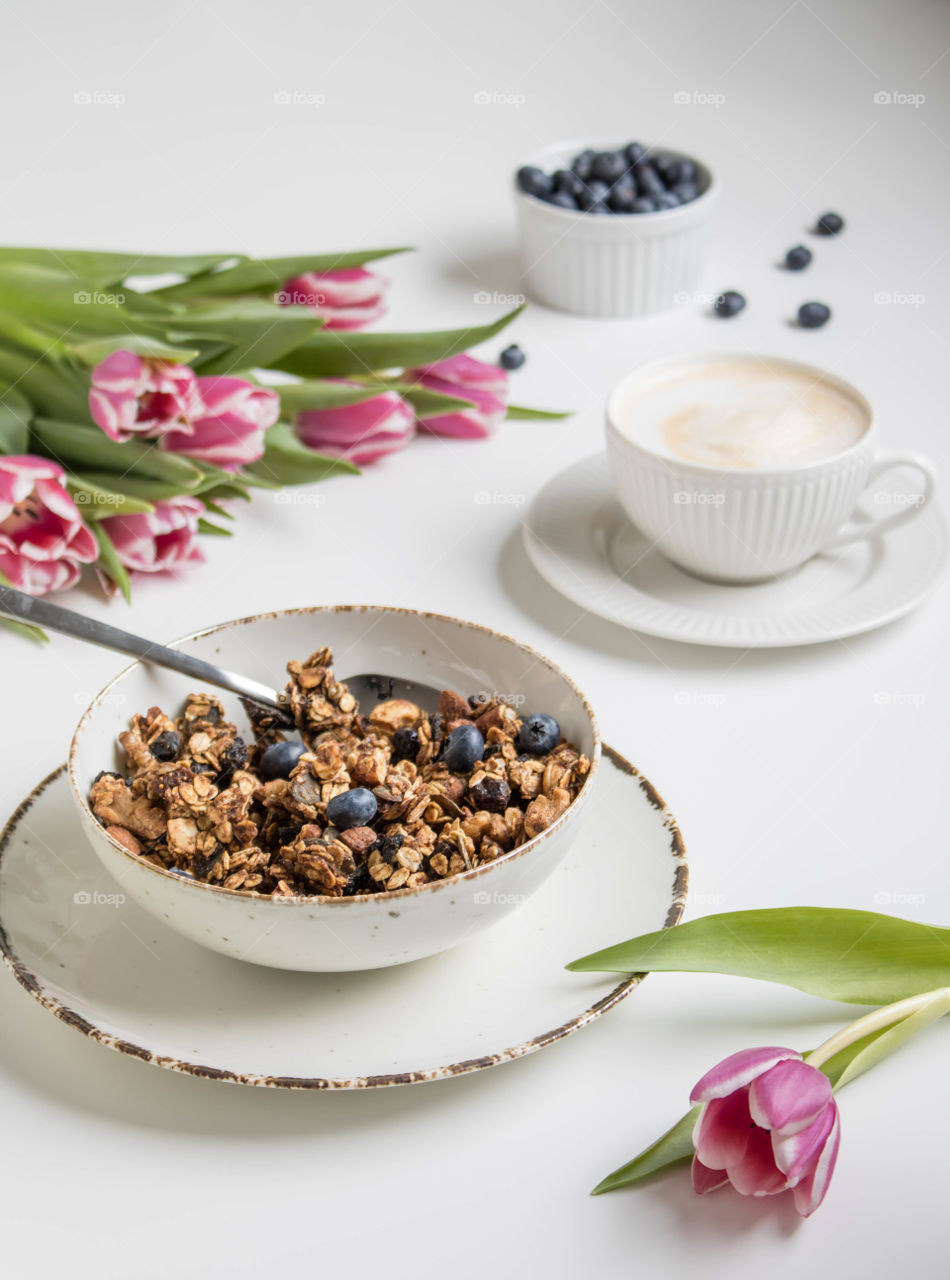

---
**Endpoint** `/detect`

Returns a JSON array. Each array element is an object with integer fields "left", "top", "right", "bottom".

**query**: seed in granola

[
  {"left": 392, "top": 726, "right": 420, "bottom": 762},
  {"left": 442, "top": 724, "right": 484, "bottom": 772},
  {"left": 260, "top": 739, "right": 307, "bottom": 780},
  {"left": 149, "top": 731, "right": 183, "bottom": 762},
  {"left": 468, "top": 776, "right": 511, "bottom": 813},
  {"left": 326, "top": 787, "right": 377, "bottom": 829}
]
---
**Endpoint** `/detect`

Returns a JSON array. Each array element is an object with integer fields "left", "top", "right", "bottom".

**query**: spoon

[{"left": 0, "top": 585, "right": 443, "bottom": 717}]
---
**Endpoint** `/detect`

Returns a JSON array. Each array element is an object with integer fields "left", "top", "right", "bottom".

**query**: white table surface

[{"left": 1, "top": 1, "right": 947, "bottom": 1275}]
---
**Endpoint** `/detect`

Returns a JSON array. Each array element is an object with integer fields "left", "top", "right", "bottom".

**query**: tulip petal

[
  {"left": 772, "top": 1101, "right": 837, "bottom": 1185},
  {"left": 690, "top": 1047, "right": 801, "bottom": 1104},
  {"left": 691, "top": 1157, "right": 730, "bottom": 1196},
  {"left": 748, "top": 1058, "right": 833, "bottom": 1135},
  {"left": 726, "top": 1125, "right": 788, "bottom": 1197},
  {"left": 791, "top": 1109, "right": 840, "bottom": 1217},
  {"left": 692, "top": 1091, "right": 752, "bottom": 1170}
]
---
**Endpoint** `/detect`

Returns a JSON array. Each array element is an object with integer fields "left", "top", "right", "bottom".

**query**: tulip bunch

[{"left": 0, "top": 246, "right": 552, "bottom": 623}]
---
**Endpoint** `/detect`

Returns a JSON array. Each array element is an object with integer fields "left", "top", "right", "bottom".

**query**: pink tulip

[
  {"left": 163, "top": 377, "right": 280, "bottom": 471},
  {"left": 280, "top": 268, "right": 387, "bottom": 331},
  {"left": 0, "top": 455, "right": 98, "bottom": 594},
  {"left": 404, "top": 353, "right": 508, "bottom": 439},
  {"left": 295, "top": 386, "right": 414, "bottom": 465},
  {"left": 100, "top": 496, "right": 206, "bottom": 575},
  {"left": 690, "top": 1047, "right": 840, "bottom": 1217},
  {"left": 89, "top": 350, "right": 201, "bottom": 443}
]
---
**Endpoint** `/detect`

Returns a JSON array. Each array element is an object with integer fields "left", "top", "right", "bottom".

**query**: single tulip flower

[
  {"left": 295, "top": 387, "right": 414, "bottom": 465},
  {"left": 89, "top": 350, "right": 201, "bottom": 443},
  {"left": 99, "top": 496, "right": 206, "bottom": 575},
  {"left": 0, "top": 455, "right": 98, "bottom": 594},
  {"left": 404, "top": 353, "right": 508, "bottom": 439},
  {"left": 163, "top": 377, "right": 280, "bottom": 470},
  {"left": 690, "top": 1047, "right": 840, "bottom": 1217},
  {"left": 280, "top": 268, "right": 387, "bottom": 330}
]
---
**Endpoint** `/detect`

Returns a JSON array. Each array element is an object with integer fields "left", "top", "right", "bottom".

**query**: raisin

[
  {"left": 149, "top": 731, "right": 182, "bottom": 762},
  {"left": 392, "top": 727, "right": 419, "bottom": 762},
  {"left": 377, "top": 833, "right": 405, "bottom": 863},
  {"left": 468, "top": 776, "right": 511, "bottom": 813}
]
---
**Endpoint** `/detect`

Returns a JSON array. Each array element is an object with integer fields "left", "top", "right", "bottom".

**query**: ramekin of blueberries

[{"left": 514, "top": 137, "right": 718, "bottom": 318}]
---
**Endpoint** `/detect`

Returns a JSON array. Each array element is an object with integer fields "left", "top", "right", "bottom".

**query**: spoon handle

[{"left": 0, "top": 585, "right": 282, "bottom": 709}]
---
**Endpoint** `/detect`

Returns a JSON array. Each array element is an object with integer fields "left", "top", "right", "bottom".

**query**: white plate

[
  {"left": 523, "top": 453, "right": 949, "bottom": 648},
  {"left": 0, "top": 750, "right": 686, "bottom": 1089}
]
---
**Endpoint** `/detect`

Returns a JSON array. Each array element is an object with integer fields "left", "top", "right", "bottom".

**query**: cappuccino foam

[{"left": 615, "top": 359, "right": 868, "bottom": 468}]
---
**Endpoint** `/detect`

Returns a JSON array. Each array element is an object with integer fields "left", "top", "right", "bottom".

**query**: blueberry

[
  {"left": 713, "top": 290, "right": 746, "bottom": 318},
  {"left": 499, "top": 344, "right": 526, "bottom": 371},
  {"left": 149, "top": 731, "right": 182, "bottom": 762},
  {"left": 632, "top": 197, "right": 658, "bottom": 214},
  {"left": 544, "top": 190, "right": 579, "bottom": 211},
  {"left": 797, "top": 301, "right": 831, "bottom": 329},
  {"left": 655, "top": 191, "right": 681, "bottom": 210},
  {"left": 785, "top": 245, "right": 812, "bottom": 270},
  {"left": 517, "top": 713, "right": 560, "bottom": 756},
  {"left": 672, "top": 181, "right": 699, "bottom": 203},
  {"left": 260, "top": 739, "right": 307, "bottom": 780},
  {"left": 590, "top": 150, "right": 627, "bottom": 183},
  {"left": 553, "top": 169, "right": 585, "bottom": 200},
  {"left": 668, "top": 157, "right": 697, "bottom": 185},
  {"left": 326, "top": 787, "right": 378, "bottom": 830},
  {"left": 441, "top": 724, "right": 484, "bottom": 772},
  {"left": 170, "top": 866, "right": 194, "bottom": 879},
  {"left": 392, "top": 726, "right": 420, "bottom": 761},
  {"left": 571, "top": 149, "right": 596, "bottom": 180},
  {"left": 516, "top": 166, "right": 552, "bottom": 199},
  {"left": 608, "top": 181, "right": 637, "bottom": 213},
  {"left": 624, "top": 141, "right": 646, "bottom": 167},
  {"left": 653, "top": 153, "right": 680, "bottom": 185},
  {"left": 578, "top": 180, "right": 610, "bottom": 210},
  {"left": 634, "top": 164, "right": 664, "bottom": 197},
  {"left": 815, "top": 211, "right": 844, "bottom": 236}
]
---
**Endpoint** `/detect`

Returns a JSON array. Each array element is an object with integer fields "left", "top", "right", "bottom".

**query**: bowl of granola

[{"left": 69, "top": 606, "right": 599, "bottom": 971}]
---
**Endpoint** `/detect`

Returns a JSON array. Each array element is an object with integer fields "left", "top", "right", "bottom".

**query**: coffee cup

[{"left": 606, "top": 353, "right": 937, "bottom": 584}]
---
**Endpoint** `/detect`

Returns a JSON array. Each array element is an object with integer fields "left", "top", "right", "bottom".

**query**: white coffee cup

[{"left": 606, "top": 353, "right": 937, "bottom": 584}]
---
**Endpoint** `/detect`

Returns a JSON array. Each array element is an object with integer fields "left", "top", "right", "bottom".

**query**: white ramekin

[{"left": 515, "top": 138, "right": 718, "bottom": 318}]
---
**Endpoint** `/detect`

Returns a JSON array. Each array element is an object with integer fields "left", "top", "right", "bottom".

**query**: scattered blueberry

[
  {"left": 326, "top": 787, "right": 378, "bottom": 830},
  {"left": 590, "top": 150, "right": 627, "bottom": 182},
  {"left": 442, "top": 724, "right": 485, "bottom": 773},
  {"left": 149, "top": 731, "right": 182, "bottom": 762},
  {"left": 713, "top": 290, "right": 746, "bottom": 318},
  {"left": 785, "top": 244, "right": 812, "bottom": 271},
  {"left": 517, "top": 713, "right": 560, "bottom": 756},
  {"left": 815, "top": 211, "right": 844, "bottom": 236},
  {"left": 572, "top": 149, "right": 596, "bottom": 181},
  {"left": 797, "top": 301, "right": 831, "bottom": 329},
  {"left": 260, "top": 739, "right": 307, "bottom": 780},
  {"left": 392, "top": 726, "right": 420, "bottom": 761},
  {"left": 632, "top": 197, "right": 658, "bottom": 213},
  {"left": 578, "top": 179, "right": 610, "bottom": 210},
  {"left": 544, "top": 190, "right": 579, "bottom": 211},
  {"left": 516, "top": 165, "right": 552, "bottom": 198},
  {"left": 499, "top": 343, "right": 526, "bottom": 371}
]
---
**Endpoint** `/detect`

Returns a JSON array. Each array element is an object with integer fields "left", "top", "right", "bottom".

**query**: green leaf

[
  {"left": 813, "top": 991, "right": 950, "bottom": 1089},
  {"left": 0, "top": 571, "right": 49, "bottom": 642},
  {"left": 592, "top": 1107, "right": 698, "bottom": 1195},
  {"left": 197, "top": 517, "right": 232, "bottom": 537},
  {"left": 75, "top": 472, "right": 194, "bottom": 502},
  {"left": 0, "top": 263, "right": 163, "bottom": 338},
  {"left": 277, "top": 380, "right": 385, "bottom": 416},
  {"left": 68, "top": 335, "right": 199, "bottom": 366},
  {"left": 31, "top": 419, "right": 205, "bottom": 488},
  {"left": 155, "top": 247, "right": 411, "bottom": 301},
  {"left": 271, "top": 306, "right": 525, "bottom": 379},
  {"left": 66, "top": 475, "right": 154, "bottom": 519},
  {"left": 0, "top": 249, "right": 238, "bottom": 288},
  {"left": 506, "top": 403, "right": 572, "bottom": 420},
  {"left": 387, "top": 382, "right": 476, "bottom": 416},
  {"left": 166, "top": 301, "right": 325, "bottom": 374},
  {"left": 91, "top": 522, "right": 132, "bottom": 603},
  {"left": 0, "top": 386, "right": 32, "bottom": 453},
  {"left": 244, "top": 421, "right": 359, "bottom": 487},
  {"left": 566, "top": 907, "right": 950, "bottom": 1005}
]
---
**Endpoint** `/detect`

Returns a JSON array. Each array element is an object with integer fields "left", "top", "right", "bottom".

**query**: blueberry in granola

[
  {"left": 442, "top": 724, "right": 484, "bottom": 772},
  {"left": 517, "top": 713, "right": 560, "bottom": 756},
  {"left": 326, "top": 787, "right": 378, "bottom": 830},
  {"left": 260, "top": 739, "right": 307, "bottom": 780},
  {"left": 150, "top": 731, "right": 182, "bottom": 762}
]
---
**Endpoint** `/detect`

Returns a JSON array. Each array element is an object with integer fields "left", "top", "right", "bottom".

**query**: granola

[{"left": 89, "top": 648, "right": 590, "bottom": 899}]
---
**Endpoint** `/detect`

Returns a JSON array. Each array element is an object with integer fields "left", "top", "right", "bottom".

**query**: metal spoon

[{"left": 0, "top": 585, "right": 444, "bottom": 717}]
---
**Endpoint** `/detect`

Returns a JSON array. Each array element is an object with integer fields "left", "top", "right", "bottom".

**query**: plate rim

[
  {"left": 523, "top": 452, "right": 949, "bottom": 648},
  {"left": 0, "top": 750, "right": 688, "bottom": 1090}
]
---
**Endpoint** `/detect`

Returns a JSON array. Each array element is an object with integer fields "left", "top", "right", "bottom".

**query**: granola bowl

[{"left": 68, "top": 606, "right": 600, "bottom": 972}]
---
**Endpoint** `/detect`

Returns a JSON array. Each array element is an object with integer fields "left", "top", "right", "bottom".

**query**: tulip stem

[{"left": 806, "top": 986, "right": 950, "bottom": 1070}]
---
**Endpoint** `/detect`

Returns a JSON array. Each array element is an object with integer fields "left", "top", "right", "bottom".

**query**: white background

[{"left": 0, "top": 0, "right": 948, "bottom": 1275}]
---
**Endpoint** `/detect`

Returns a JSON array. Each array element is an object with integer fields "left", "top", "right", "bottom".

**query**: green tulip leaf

[
  {"left": 68, "top": 336, "right": 199, "bottom": 367},
  {"left": 91, "top": 522, "right": 132, "bottom": 604},
  {"left": 567, "top": 907, "right": 950, "bottom": 1005},
  {"left": 0, "top": 249, "right": 238, "bottom": 289},
  {"left": 244, "top": 422, "right": 359, "bottom": 487},
  {"left": 155, "top": 247, "right": 411, "bottom": 301},
  {"left": 66, "top": 475, "right": 154, "bottom": 519},
  {"left": 197, "top": 517, "right": 232, "bottom": 537},
  {"left": 31, "top": 419, "right": 205, "bottom": 488},
  {"left": 0, "top": 386, "right": 32, "bottom": 454},
  {"left": 506, "top": 403, "right": 572, "bottom": 420},
  {"left": 592, "top": 1107, "right": 698, "bottom": 1196},
  {"left": 277, "top": 380, "right": 385, "bottom": 416}
]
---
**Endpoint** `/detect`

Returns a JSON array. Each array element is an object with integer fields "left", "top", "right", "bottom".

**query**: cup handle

[{"left": 820, "top": 449, "right": 936, "bottom": 552}]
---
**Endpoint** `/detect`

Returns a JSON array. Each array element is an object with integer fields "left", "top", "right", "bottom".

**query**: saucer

[
  {"left": 0, "top": 751, "right": 686, "bottom": 1089},
  {"left": 523, "top": 453, "right": 949, "bottom": 648}
]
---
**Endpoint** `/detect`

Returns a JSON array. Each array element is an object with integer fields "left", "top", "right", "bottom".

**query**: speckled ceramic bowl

[{"left": 69, "top": 606, "right": 600, "bottom": 972}]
